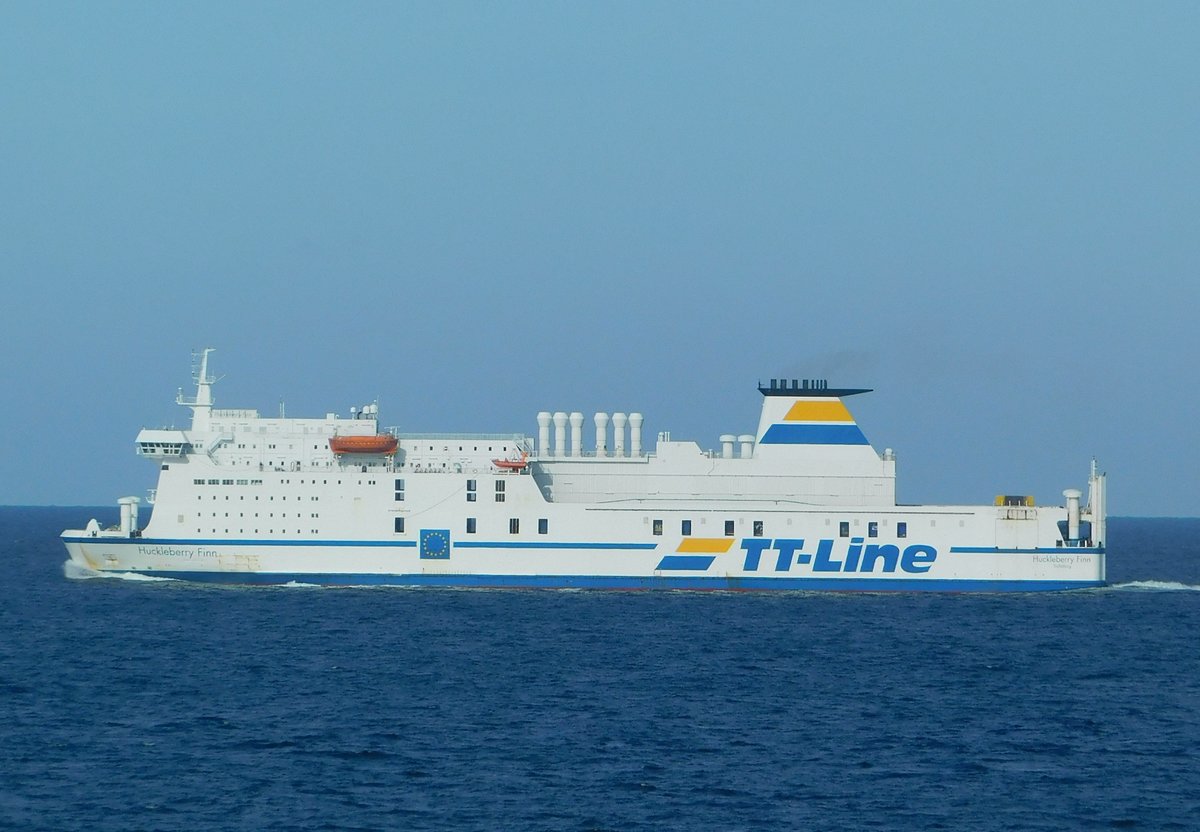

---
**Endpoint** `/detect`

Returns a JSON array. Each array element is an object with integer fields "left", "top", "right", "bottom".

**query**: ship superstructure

[{"left": 63, "top": 350, "right": 1107, "bottom": 590}]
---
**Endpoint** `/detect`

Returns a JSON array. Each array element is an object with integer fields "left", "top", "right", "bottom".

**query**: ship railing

[{"left": 388, "top": 431, "right": 530, "bottom": 442}]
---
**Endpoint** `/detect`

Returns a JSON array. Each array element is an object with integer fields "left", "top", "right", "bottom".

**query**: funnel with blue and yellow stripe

[{"left": 754, "top": 379, "right": 874, "bottom": 448}]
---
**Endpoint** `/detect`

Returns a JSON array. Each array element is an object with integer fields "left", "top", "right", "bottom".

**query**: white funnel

[
  {"left": 612, "top": 412, "right": 628, "bottom": 458},
  {"left": 537, "top": 412, "right": 552, "bottom": 457},
  {"left": 629, "top": 413, "right": 643, "bottom": 457},
  {"left": 594, "top": 413, "right": 609, "bottom": 457},
  {"left": 569, "top": 412, "right": 584, "bottom": 457},
  {"left": 738, "top": 434, "right": 755, "bottom": 459},
  {"left": 552, "top": 412, "right": 568, "bottom": 458},
  {"left": 720, "top": 434, "right": 736, "bottom": 459},
  {"left": 118, "top": 496, "right": 141, "bottom": 536},
  {"left": 1064, "top": 488, "right": 1082, "bottom": 542}
]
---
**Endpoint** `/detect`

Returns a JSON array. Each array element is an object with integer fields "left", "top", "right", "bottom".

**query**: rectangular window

[
  {"left": 467, "top": 479, "right": 477, "bottom": 501},
  {"left": 394, "top": 517, "right": 405, "bottom": 533},
  {"left": 538, "top": 518, "right": 548, "bottom": 535},
  {"left": 466, "top": 517, "right": 476, "bottom": 534},
  {"left": 681, "top": 519, "right": 692, "bottom": 536},
  {"left": 394, "top": 478, "right": 405, "bottom": 490},
  {"left": 509, "top": 518, "right": 519, "bottom": 534},
  {"left": 467, "top": 479, "right": 476, "bottom": 491},
  {"left": 724, "top": 520, "right": 735, "bottom": 536},
  {"left": 897, "top": 522, "right": 908, "bottom": 539},
  {"left": 394, "top": 478, "right": 405, "bottom": 501},
  {"left": 753, "top": 520, "right": 764, "bottom": 537},
  {"left": 495, "top": 480, "right": 506, "bottom": 502},
  {"left": 839, "top": 521, "right": 850, "bottom": 538},
  {"left": 652, "top": 519, "right": 663, "bottom": 536},
  {"left": 868, "top": 521, "right": 879, "bottom": 538}
]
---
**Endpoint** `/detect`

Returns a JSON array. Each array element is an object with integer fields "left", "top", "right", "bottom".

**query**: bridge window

[
  {"left": 839, "top": 522, "right": 850, "bottom": 538},
  {"left": 897, "top": 522, "right": 907, "bottom": 538},
  {"left": 753, "top": 520, "right": 764, "bottom": 537},
  {"left": 868, "top": 522, "right": 878, "bottom": 538},
  {"left": 724, "top": 520, "right": 735, "bottom": 536},
  {"left": 509, "top": 518, "right": 519, "bottom": 534},
  {"left": 681, "top": 520, "right": 692, "bottom": 536},
  {"left": 538, "top": 518, "right": 548, "bottom": 535},
  {"left": 466, "top": 517, "right": 476, "bottom": 534},
  {"left": 394, "top": 517, "right": 405, "bottom": 533},
  {"left": 652, "top": 519, "right": 663, "bottom": 536}
]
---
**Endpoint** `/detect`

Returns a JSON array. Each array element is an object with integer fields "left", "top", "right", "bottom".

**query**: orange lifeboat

[
  {"left": 329, "top": 434, "right": 398, "bottom": 455},
  {"left": 492, "top": 451, "right": 528, "bottom": 471}
]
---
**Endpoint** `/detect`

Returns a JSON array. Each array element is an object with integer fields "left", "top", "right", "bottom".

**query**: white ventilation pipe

[
  {"left": 738, "top": 434, "right": 755, "bottom": 459},
  {"left": 118, "top": 496, "right": 141, "bottom": 536},
  {"left": 612, "top": 412, "right": 628, "bottom": 458},
  {"left": 552, "top": 412, "right": 568, "bottom": 458},
  {"left": 629, "top": 413, "right": 643, "bottom": 457},
  {"left": 593, "top": 412, "right": 609, "bottom": 457},
  {"left": 1064, "top": 488, "right": 1082, "bottom": 542},
  {"left": 537, "top": 412, "right": 552, "bottom": 457},
  {"left": 569, "top": 412, "right": 584, "bottom": 457},
  {"left": 720, "top": 434, "right": 736, "bottom": 459}
]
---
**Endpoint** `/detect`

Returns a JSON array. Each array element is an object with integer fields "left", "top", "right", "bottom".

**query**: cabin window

[
  {"left": 868, "top": 521, "right": 878, "bottom": 538},
  {"left": 466, "top": 517, "right": 476, "bottom": 534},
  {"left": 509, "top": 518, "right": 519, "bottom": 534},
  {"left": 681, "top": 520, "right": 692, "bottom": 536},
  {"left": 538, "top": 518, "right": 548, "bottom": 535},
  {"left": 753, "top": 520, "right": 764, "bottom": 537},
  {"left": 653, "top": 519, "right": 663, "bottom": 536},
  {"left": 724, "top": 520, "right": 735, "bottom": 536},
  {"left": 839, "top": 522, "right": 850, "bottom": 538},
  {"left": 394, "top": 517, "right": 405, "bottom": 533},
  {"left": 897, "top": 522, "right": 908, "bottom": 538},
  {"left": 495, "top": 480, "right": 506, "bottom": 503},
  {"left": 394, "top": 478, "right": 405, "bottom": 502},
  {"left": 467, "top": 479, "right": 477, "bottom": 502}
]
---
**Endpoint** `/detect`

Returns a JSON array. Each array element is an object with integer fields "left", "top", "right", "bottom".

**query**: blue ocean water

[{"left": 1, "top": 510, "right": 1198, "bottom": 831}]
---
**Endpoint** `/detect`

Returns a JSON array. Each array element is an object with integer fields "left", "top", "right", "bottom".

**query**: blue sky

[{"left": 1, "top": 2, "right": 1196, "bottom": 515}]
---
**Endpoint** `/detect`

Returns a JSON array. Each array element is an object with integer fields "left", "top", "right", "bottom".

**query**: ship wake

[
  {"left": 1106, "top": 580, "right": 1200, "bottom": 592},
  {"left": 62, "top": 561, "right": 178, "bottom": 582}
]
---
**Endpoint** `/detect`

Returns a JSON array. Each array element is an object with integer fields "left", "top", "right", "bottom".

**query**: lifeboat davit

[
  {"left": 329, "top": 435, "right": 398, "bottom": 455},
  {"left": 492, "top": 452, "right": 528, "bottom": 471}
]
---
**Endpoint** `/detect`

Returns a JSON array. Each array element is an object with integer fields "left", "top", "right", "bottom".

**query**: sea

[{"left": 1, "top": 509, "right": 1198, "bottom": 831}]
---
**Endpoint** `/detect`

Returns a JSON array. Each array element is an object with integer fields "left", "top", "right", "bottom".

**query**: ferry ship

[{"left": 62, "top": 350, "right": 1107, "bottom": 591}]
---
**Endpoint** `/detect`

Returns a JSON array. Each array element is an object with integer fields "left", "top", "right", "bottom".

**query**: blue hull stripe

[
  {"left": 119, "top": 570, "right": 1105, "bottom": 592},
  {"left": 760, "top": 424, "right": 869, "bottom": 445},
  {"left": 454, "top": 541, "right": 658, "bottom": 550},
  {"left": 950, "top": 546, "right": 1105, "bottom": 555},
  {"left": 62, "top": 536, "right": 418, "bottom": 548},
  {"left": 63, "top": 537, "right": 655, "bottom": 551},
  {"left": 655, "top": 555, "right": 717, "bottom": 571}
]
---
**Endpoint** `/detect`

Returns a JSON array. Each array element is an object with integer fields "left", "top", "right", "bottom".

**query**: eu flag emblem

[{"left": 420, "top": 529, "right": 451, "bottom": 559}]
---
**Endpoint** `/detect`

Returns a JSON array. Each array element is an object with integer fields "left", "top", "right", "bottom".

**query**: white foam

[
  {"left": 1108, "top": 580, "right": 1200, "bottom": 592},
  {"left": 62, "top": 561, "right": 177, "bottom": 582}
]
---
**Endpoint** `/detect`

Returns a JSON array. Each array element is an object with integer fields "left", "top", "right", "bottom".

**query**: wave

[
  {"left": 61, "top": 561, "right": 178, "bottom": 582},
  {"left": 1107, "top": 580, "right": 1200, "bottom": 592}
]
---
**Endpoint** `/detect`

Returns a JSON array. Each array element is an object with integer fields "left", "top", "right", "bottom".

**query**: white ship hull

[{"left": 62, "top": 352, "right": 1107, "bottom": 592}]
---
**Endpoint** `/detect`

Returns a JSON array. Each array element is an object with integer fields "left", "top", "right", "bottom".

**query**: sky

[{"left": 1, "top": 2, "right": 1197, "bottom": 515}]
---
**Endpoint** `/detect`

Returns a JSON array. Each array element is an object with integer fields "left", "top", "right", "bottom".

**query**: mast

[{"left": 176, "top": 348, "right": 217, "bottom": 432}]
